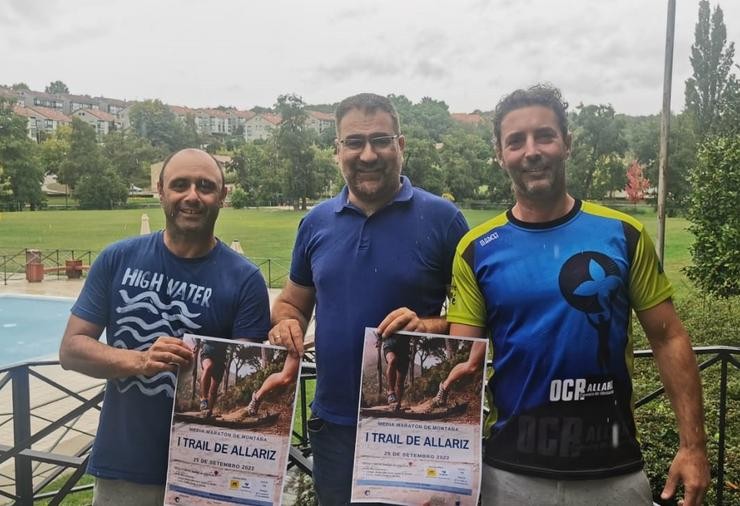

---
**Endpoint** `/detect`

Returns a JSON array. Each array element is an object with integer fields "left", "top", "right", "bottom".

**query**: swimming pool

[{"left": 0, "top": 294, "right": 73, "bottom": 366}]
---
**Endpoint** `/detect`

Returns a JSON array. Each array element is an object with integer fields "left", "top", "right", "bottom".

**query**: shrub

[
  {"left": 229, "top": 185, "right": 249, "bottom": 209},
  {"left": 685, "top": 135, "right": 740, "bottom": 297}
]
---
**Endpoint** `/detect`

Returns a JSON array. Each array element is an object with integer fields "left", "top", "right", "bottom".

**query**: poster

[
  {"left": 164, "top": 334, "right": 301, "bottom": 506},
  {"left": 352, "top": 328, "right": 488, "bottom": 505}
]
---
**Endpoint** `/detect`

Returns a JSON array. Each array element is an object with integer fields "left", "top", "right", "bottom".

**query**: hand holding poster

[
  {"left": 164, "top": 334, "right": 301, "bottom": 506},
  {"left": 352, "top": 328, "right": 488, "bottom": 505}
]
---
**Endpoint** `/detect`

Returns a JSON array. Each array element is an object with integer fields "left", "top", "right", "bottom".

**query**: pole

[{"left": 657, "top": 0, "right": 676, "bottom": 264}]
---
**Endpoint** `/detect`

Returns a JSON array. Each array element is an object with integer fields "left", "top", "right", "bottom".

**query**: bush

[
  {"left": 229, "top": 185, "right": 249, "bottom": 209},
  {"left": 685, "top": 135, "right": 740, "bottom": 297},
  {"left": 632, "top": 292, "right": 739, "bottom": 505},
  {"left": 75, "top": 170, "right": 128, "bottom": 210}
]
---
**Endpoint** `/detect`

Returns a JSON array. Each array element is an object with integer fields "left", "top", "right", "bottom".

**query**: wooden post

[{"left": 657, "top": 0, "right": 676, "bottom": 264}]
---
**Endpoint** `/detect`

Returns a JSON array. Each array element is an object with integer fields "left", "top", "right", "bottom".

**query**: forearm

[
  {"left": 60, "top": 334, "right": 144, "bottom": 379},
  {"left": 271, "top": 299, "right": 311, "bottom": 332},
  {"left": 420, "top": 315, "right": 450, "bottom": 335},
  {"left": 652, "top": 336, "right": 707, "bottom": 448}
]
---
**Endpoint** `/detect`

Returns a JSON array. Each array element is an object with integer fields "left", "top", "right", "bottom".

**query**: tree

[
  {"left": 103, "top": 130, "right": 159, "bottom": 187},
  {"left": 685, "top": 135, "right": 740, "bottom": 296},
  {"left": 58, "top": 118, "right": 102, "bottom": 189},
  {"left": 568, "top": 104, "right": 627, "bottom": 199},
  {"left": 10, "top": 82, "right": 30, "bottom": 91},
  {"left": 75, "top": 168, "right": 128, "bottom": 209},
  {"left": 684, "top": 0, "right": 736, "bottom": 137},
  {"left": 0, "top": 100, "right": 44, "bottom": 210},
  {"left": 273, "top": 94, "right": 316, "bottom": 210},
  {"left": 229, "top": 141, "right": 283, "bottom": 206},
  {"left": 129, "top": 100, "right": 197, "bottom": 153},
  {"left": 45, "top": 80, "right": 69, "bottom": 95},
  {"left": 402, "top": 124, "right": 445, "bottom": 195},
  {"left": 624, "top": 160, "right": 650, "bottom": 204},
  {"left": 439, "top": 127, "right": 492, "bottom": 200}
]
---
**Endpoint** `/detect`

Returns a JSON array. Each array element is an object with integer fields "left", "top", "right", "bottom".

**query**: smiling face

[
  {"left": 497, "top": 105, "right": 571, "bottom": 202},
  {"left": 336, "top": 108, "right": 405, "bottom": 213},
  {"left": 157, "top": 149, "right": 226, "bottom": 242}
]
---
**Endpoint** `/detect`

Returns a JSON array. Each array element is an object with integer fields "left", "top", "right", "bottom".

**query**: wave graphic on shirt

[
  {"left": 116, "top": 371, "right": 176, "bottom": 397},
  {"left": 113, "top": 288, "right": 202, "bottom": 398}
]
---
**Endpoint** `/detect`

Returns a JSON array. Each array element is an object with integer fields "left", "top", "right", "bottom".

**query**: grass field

[{"left": 0, "top": 205, "right": 696, "bottom": 297}]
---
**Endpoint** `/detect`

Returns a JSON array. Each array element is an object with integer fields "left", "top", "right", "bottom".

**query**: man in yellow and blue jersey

[{"left": 447, "top": 84, "right": 709, "bottom": 506}]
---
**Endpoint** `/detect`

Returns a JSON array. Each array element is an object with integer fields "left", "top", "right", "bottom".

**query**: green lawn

[{"left": 0, "top": 205, "right": 695, "bottom": 296}]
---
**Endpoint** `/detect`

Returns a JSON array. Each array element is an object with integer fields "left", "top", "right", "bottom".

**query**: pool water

[{"left": 0, "top": 295, "right": 73, "bottom": 366}]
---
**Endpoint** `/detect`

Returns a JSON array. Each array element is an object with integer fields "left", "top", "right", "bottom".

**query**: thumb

[{"left": 661, "top": 467, "right": 679, "bottom": 500}]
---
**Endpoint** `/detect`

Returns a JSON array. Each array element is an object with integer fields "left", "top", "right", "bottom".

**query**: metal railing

[
  {"left": 0, "top": 347, "right": 737, "bottom": 504},
  {"left": 0, "top": 250, "right": 290, "bottom": 289},
  {"left": 1, "top": 249, "right": 95, "bottom": 285}
]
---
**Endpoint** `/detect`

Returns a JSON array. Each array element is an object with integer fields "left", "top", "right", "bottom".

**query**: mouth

[{"left": 178, "top": 208, "right": 203, "bottom": 216}]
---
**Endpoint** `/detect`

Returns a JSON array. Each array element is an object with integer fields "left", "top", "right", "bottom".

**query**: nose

[
  {"left": 524, "top": 136, "right": 541, "bottom": 161},
  {"left": 358, "top": 140, "right": 379, "bottom": 163},
  {"left": 184, "top": 183, "right": 200, "bottom": 202}
]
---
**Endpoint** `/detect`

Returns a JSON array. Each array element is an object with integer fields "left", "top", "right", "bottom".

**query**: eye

[
  {"left": 196, "top": 179, "right": 217, "bottom": 193},
  {"left": 342, "top": 138, "right": 365, "bottom": 150},
  {"left": 369, "top": 135, "right": 395, "bottom": 148},
  {"left": 170, "top": 179, "right": 189, "bottom": 191}
]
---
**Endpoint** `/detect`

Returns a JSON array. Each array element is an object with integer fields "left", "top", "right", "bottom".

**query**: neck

[
  {"left": 348, "top": 183, "right": 401, "bottom": 217},
  {"left": 163, "top": 229, "right": 217, "bottom": 258},
  {"left": 511, "top": 193, "right": 575, "bottom": 223}
]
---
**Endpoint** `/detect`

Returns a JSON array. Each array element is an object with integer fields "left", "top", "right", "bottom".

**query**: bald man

[{"left": 60, "top": 149, "right": 271, "bottom": 505}]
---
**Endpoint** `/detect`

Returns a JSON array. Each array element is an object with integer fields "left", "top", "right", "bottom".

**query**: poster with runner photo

[
  {"left": 164, "top": 334, "right": 301, "bottom": 506},
  {"left": 351, "top": 328, "right": 488, "bottom": 505}
]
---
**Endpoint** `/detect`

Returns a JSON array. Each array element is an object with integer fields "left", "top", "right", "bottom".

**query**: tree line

[{"left": 0, "top": 0, "right": 736, "bottom": 294}]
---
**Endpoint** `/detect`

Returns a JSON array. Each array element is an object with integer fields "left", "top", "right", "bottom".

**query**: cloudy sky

[{"left": 2, "top": 0, "right": 738, "bottom": 116}]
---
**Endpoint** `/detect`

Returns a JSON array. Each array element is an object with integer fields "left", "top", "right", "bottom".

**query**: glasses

[{"left": 338, "top": 135, "right": 399, "bottom": 151}]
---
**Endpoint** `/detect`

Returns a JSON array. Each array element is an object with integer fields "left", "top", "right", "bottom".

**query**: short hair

[
  {"left": 493, "top": 84, "right": 569, "bottom": 150},
  {"left": 158, "top": 149, "right": 225, "bottom": 187},
  {"left": 335, "top": 93, "right": 401, "bottom": 136}
]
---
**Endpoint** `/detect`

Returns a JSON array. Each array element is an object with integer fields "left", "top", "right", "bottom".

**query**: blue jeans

[
  {"left": 308, "top": 417, "right": 356, "bottom": 505},
  {"left": 308, "top": 417, "right": 390, "bottom": 506}
]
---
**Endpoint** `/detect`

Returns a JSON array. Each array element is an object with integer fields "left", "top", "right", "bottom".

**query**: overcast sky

[{"left": 2, "top": 0, "right": 738, "bottom": 116}]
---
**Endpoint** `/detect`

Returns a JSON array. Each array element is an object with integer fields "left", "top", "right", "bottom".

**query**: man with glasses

[
  {"left": 59, "top": 149, "right": 271, "bottom": 505},
  {"left": 269, "top": 93, "right": 469, "bottom": 504}
]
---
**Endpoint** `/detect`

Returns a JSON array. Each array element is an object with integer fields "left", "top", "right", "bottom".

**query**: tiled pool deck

[{"left": 0, "top": 279, "right": 298, "bottom": 502}]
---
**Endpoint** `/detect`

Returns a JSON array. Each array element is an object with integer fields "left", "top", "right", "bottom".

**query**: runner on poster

[
  {"left": 352, "top": 328, "right": 488, "bottom": 505},
  {"left": 164, "top": 334, "right": 301, "bottom": 506}
]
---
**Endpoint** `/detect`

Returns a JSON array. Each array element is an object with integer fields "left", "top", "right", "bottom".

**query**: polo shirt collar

[{"left": 333, "top": 176, "right": 413, "bottom": 213}]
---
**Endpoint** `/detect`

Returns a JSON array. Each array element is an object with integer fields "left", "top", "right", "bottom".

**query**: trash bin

[
  {"left": 65, "top": 259, "right": 83, "bottom": 279},
  {"left": 25, "top": 249, "right": 44, "bottom": 282}
]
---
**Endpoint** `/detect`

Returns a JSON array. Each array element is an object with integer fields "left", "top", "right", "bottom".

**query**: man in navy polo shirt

[{"left": 269, "top": 93, "right": 469, "bottom": 504}]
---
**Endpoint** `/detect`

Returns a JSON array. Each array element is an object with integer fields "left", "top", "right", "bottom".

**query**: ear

[
  {"left": 157, "top": 181, "right": 164, "bottom": 200},
  {"left": 397, "top": 134, "right": 406, "bottom": 152},
  {"left": 219, "top": 185, "right": 228, "bottom": 206}
]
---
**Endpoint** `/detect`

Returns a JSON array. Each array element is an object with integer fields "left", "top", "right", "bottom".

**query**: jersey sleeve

[
  {"left": 447, "top": 240, "right": 487, "bottom": 328},
  {"left": 442, "top": 210, "right": 471, "bottom": 282},
  {"left": 628, "top": 227, "right": 674, "bottom": 311}
]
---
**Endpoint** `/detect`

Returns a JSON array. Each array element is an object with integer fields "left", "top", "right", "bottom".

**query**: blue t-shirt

[
  {"left": 72, "top": 232, "right": 270, "bottom": 484},
  {"left": 290, "top": 176, "right": 469, "bottom": 425}
]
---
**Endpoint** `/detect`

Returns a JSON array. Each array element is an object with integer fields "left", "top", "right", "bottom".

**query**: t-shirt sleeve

[
  {"left": 447, "top": 239, "right": 487, "bottom": 328},
  {"left": 70, "top": 249, "right": 112, "bottom": 329},
  {"left": 629, "top": 227, "right": 674, "bottom": 311},
  {"left": 289, "top": 217, "right": 315, "bottom": 287},
  {"left": 233, "top": 270, "right": 271, "bottom": 342}
]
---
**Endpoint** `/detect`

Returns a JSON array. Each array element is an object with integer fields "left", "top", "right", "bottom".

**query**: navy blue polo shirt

[{"left": 290, "top": 176, "right": 469, "bottom": 425}]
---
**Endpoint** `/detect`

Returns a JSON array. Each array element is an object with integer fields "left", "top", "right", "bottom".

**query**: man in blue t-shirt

[
  {"left": 59, "top": 149, "right": 270, "bottom": 505},
  {"left": 268, "top": 93, "right": 469, "bottom": 505}
]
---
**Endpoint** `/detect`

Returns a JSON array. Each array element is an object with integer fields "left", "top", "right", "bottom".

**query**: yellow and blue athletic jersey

[{"left": 447, "top": 200, "right": 672, "bottom": 479}]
